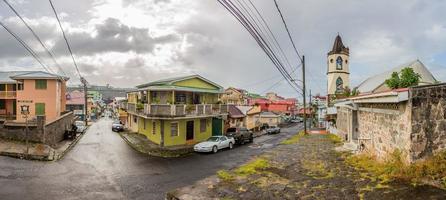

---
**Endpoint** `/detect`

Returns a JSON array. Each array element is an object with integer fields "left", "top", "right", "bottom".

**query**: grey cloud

[{"left": 52, "top": 18, "right": 180, "bottom": 56}]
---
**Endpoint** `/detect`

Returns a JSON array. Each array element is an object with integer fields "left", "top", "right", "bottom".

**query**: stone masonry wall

[
  {"left": 44, "top": 112, "right": 74, "bottom": 146},
  {"left": 410, "top": 84, "right": 446, "bottom": 160},
  {"left": 336, "top": 107, "right": 349, "bottom": 141},
  {"left": 356, "top": 103, "right": 412, "bottom": 161},
  {"left": 0, "top": 112, "right": 74, "bottom": 146}
]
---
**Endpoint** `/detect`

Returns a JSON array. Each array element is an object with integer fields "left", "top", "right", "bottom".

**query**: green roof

[{"left": 136, "top": 75, "right": 224, "bottom": 93}]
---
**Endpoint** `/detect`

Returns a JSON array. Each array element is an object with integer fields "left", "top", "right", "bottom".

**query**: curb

[
  {"left": 117, "top": 131, "right": 193, "bottom": 158},
  {"left": 54, "top": 125, "right": 90, "bottom": 161}
]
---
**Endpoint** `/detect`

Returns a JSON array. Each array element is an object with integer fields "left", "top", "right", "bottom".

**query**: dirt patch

[{"left": 169, "top": 133, "right": 446, "bottom": 199}]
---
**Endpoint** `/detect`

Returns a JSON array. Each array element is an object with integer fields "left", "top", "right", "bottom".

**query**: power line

[
  {"left": 2, "top": 0, "right": 67, "bottom": 77},
  {"left": 48, "top": 0, "right": 82, "bottom": 79},
  {"left": 273, "top": 0, "right": 303, "bottom": 62},
  {"left": 218, "top": 0, "right": 303, "bottom": 96},
  {"left": 0, "top": 20, "right": 54, "bottom": 74}
]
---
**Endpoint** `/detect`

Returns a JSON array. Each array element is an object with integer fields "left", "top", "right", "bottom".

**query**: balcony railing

[
  {"left": 126, "top": 103, "right": 228, "bottom": 117},
  {"left": 0, "top": 91, "right": 16, "bottom": 99}
]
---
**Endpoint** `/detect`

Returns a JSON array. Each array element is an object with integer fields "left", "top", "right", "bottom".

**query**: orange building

[{"left": 0, "top": 71, "right": 69, "bottom": 122}]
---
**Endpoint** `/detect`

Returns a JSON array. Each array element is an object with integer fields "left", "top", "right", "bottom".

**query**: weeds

[
  {"left": 281, "top": 131, "right": 306, "bottom": 145},
  {"left": 346, "top": 150, "right": 446, "bottom": 189},
  {"left": 217, "top": 170, "right": 235, "bottom": 182},
  {"left": 235, "top": 158, "right": 269, "bottom": 176},
  {"left": 326, "top": 134, "right": 342, "bottom": 144}
]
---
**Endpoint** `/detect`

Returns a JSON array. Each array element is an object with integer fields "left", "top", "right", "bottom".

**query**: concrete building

[
  {"left": 124, "top": 75, "right": 228, "bottom": 147},
  {"left": 219, "top": 87, "right": 248, "bottom": 105},
  {"left": 0, "top": 71, "right": 73, "bottom": 146}
]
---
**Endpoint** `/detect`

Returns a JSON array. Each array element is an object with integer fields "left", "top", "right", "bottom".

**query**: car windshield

[
  {"left": 207, "top": 137, "right": 220, "bottom": 142},
  {"left": 113, "top": 121, "right": 121, "bottom": 125},
  {"left": 227, "top": 128, "right": 236, "bottom": 133}
]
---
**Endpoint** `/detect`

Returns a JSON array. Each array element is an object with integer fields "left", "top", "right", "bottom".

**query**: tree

[
  {"left": 343, "top": 86, "right": 351, "bottom": 97},
  {"left": 385, "top": 67, "right": 421, "bottom": 89}
]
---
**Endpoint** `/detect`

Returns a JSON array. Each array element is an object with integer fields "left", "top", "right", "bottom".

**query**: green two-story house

[{"left": 124, "top": 75, "right": 228, "bottom": 147}]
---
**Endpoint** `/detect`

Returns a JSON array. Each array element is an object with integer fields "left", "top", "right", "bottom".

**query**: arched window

[
  {"left": 336, "top": 77, "right": 343, "bottom": 92},
  {"left": 336, "top": 56, "right": 343, "bottom": 70}
]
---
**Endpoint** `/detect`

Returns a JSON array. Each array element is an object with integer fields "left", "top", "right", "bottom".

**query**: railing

[
  {"left": 0, "top": 91, "right": 16, "bottom": 99},
  {"left": 128, "top": 103, "right": 229, "bottom": 117}
]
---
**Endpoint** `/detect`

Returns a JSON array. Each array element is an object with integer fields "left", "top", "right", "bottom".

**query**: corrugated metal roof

[
  {"left": 356, "top": 60, "right": 437, "bottom": 93},
  {"left": 136, "top": 75, "right": 223, "bottom": 93},
  {"left": 0, "top": 71, "right": 67, "bottom": 83},
  {"left": 228, "top": 105, "right": 245, "bottom": 118},
  {"left": 10, "top": 71, "right": 68, "bottom": 80}
]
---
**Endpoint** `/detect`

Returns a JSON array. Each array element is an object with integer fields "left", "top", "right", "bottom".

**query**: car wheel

[
  {"left": 212, "top": 146, "right": 218, "bottom": 153},
  {"left": 229, "top": 142, "right": 233, "bottom": 149}
]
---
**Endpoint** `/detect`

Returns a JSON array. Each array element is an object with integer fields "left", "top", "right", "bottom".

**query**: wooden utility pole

[
  {"left": 302, "top": 55, "right": 307, "bottom": 134},
  {"left": 309, "top": 89, "right": 312, "bottom": 129},
  {"left": 81, "top": 77, "right": 88, "bottom": 126}
]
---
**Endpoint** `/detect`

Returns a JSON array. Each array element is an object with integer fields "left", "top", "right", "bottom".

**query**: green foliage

[
  {"left": 136, "top": 102, "right": 144, "bottom": 110},
  {"left": 234, "top": 158, "right": 270, "bottom": 176},
  {"left": 343, "top": 86, "right": 352, "bottom": 97},
  {"left": 385, "top": 67, "right": 421, "bottom": 89},
  {"left": 346, "top": 150, "right": 446, "bottom": 188},
  {"left": 351, "top": 87, "right": 360, "bottom": 96},
  {"left": 217, "top": 170, "right": 235, "bottom": 182},
  {"left": 326, "top": 134, "right": 342, "bottom": 144},
  {"left": 281, "top": 131, "right": 306, "bottom": 145}
]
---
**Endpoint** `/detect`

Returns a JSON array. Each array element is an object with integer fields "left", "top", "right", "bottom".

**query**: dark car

[
  {"left": 226, "top": 127, "right": 253, "bottom": 145},
  {"left": 112, "top": 120, "right": 124, "bottom": 132}
]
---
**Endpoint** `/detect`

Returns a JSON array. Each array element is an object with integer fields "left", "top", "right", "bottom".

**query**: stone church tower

[{"left": 327, "top": 34, "right": 350, "bottom": 101}]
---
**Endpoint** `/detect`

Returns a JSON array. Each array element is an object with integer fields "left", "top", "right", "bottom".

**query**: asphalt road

[{"left": 0, "top": 118, "right": 303, "bottom": 200}]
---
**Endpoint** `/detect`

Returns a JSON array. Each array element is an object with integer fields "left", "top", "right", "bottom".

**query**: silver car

[{"left": 194, "top": 136, "right": 235, "bottom": 153}]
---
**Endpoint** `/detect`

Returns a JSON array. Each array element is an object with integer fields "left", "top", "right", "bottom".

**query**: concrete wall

[{"left": 410, "top": 84, "right": 446, "bottom": 160}]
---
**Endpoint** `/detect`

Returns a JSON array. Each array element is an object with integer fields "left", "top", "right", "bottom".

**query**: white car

[
  {"left": 74, "top": 121, "right": 86, "bottom": 133},
  {"left": 266, "top": 126, "right": 281, "bottom": 134},
  {"left": 194, "top": 136, "right": 235, "bottom": 153}
]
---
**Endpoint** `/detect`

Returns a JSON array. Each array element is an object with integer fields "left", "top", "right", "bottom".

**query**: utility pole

[
  {"left": 302, "top": 55, "right": 307, "bottom": 134},
  {"left": 309, "top": 89, "right": 312, "bottom": 129},
  {"left": 81, "top": 77, "right": 88, "bottom": 126}
]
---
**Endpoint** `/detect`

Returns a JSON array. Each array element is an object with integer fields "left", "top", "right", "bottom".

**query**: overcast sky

[{"left": 1, "top": 0, "right": 446, "bottom": 99}]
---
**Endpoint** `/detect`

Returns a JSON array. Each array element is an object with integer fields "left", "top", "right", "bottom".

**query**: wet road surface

[{"left": 0, "top": 118, "right": 302, "bottom": 200}]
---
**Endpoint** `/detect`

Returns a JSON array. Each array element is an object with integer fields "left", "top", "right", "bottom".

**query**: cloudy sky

[{"left": 1, "top": 0, "right": 446, "bottom": 99}]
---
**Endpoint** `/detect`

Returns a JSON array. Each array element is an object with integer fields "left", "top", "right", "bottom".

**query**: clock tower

[{"left": 327, "top": 34, "right": 350, "bottom": 102}]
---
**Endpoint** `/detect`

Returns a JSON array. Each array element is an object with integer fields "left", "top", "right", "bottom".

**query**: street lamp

[{"left": 20, "top": 105, "right": 30, "bottom": 159}]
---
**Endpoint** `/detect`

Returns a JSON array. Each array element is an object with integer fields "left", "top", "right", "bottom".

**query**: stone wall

[
  {"left": 410, "top": 84, "right": 446, "bottom": 160},
  {"left": 0, "top": 112, "right": 74, "bottom": 146},
  {"left": 356, "top": 103, "right": 412, "bottom": 161},
  {"left": 44, "top": 112, "right": 74, "bottom": 146}
]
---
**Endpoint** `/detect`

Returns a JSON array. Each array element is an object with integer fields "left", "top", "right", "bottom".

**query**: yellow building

[{"left": 125, "top": 75, "right": 227, "bottom": 147}]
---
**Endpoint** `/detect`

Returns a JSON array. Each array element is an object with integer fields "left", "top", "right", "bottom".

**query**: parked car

[
  {"left": 112, "top": 120, "right": 124, "bottom": 132},
  {"left": 226, "top": 127, "right": 253, "bottom": 145},
  {"left": 74, "top": 121, "right": 86, "bottom": 133},
  {"left": 194, "top": 136, "right": 235, "bottom": 153},
  {"left": 266, "top": 126, "right": 281, "bottom": 134},
  {"left": 291, "top": 117, "right": 303, "bottom": 123}
]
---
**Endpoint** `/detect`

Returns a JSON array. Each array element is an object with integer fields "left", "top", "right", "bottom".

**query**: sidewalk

[
  {"left": 0, "top": 131, "right": 86, "bottom": 161},
  {"left": 119, "top": 131, "right": 194, "bottom": 157},
  {"left": 167, "top": 133, "right": 446, "bottom": 200}
]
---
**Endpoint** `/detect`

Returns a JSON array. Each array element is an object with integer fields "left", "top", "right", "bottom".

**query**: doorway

[
  {"left": 212, "top": 118, "right": 223, "bottom": 136},
  {"left": 186, "top": 121, "right": 194, "bottom": 140}
]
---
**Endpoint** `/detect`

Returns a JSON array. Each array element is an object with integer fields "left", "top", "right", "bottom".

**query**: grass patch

[
  {"left": 346, "top": 150, "right": 446, "bottom": 188},
  {"left": 235, "top": 158, "right": 270, "bottom": 176},
  {"left": 280, "top": 131, "right": 306, "bottom": 145},
  {"left": 326, "top": 134, "right": 342, "bottom": 144},
  {"left": 301, "top": 160, "right": 334, "bottom": 179},
  {"left": 217, "top": 170, "right": 235, "bottom": 182}
]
